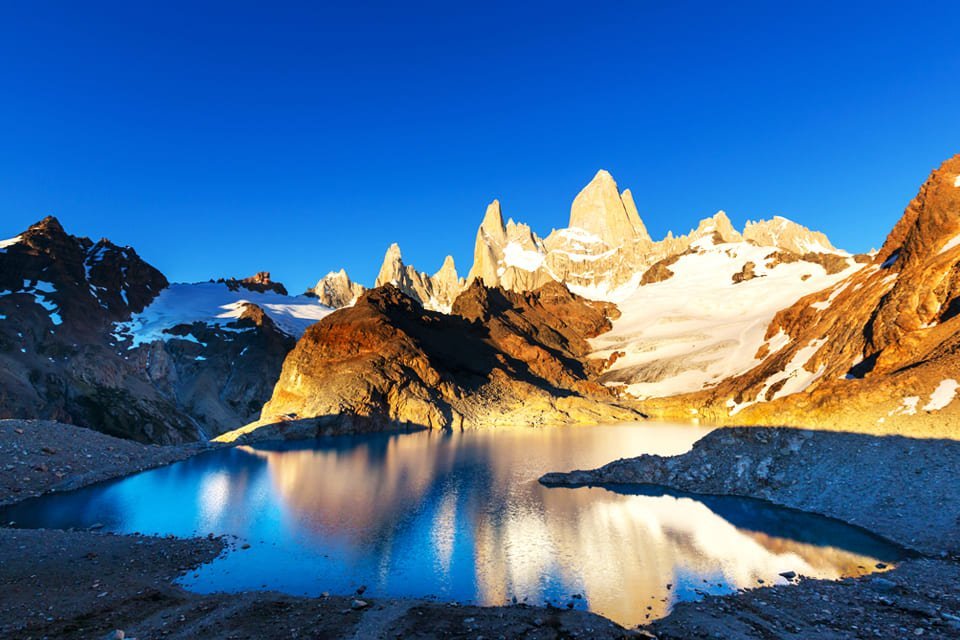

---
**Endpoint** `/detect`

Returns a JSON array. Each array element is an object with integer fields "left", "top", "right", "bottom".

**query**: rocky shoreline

[
  {"left": 0, "top": 418, "right": 632, "bottom": 639},
  {"left": 0, "top": 419, "right": 215, "bottom": 507},
  {"left": 540, "top": 426, "right": 960, "bottom": 638},
  {"left": 5, "top": 418, "right": 960, "bottom": 638}
]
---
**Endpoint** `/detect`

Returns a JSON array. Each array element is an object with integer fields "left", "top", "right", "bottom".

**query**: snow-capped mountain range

[
  {"left": 305, "top": 168, "right": 866, "bottom": 403},
  {"left": 2, "top": 156, "right": 958, "bottom": 443}
]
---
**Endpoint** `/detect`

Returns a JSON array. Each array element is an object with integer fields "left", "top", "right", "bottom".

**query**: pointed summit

[
  {"left": 692, "top": 211, "right": 742, "bottom": 244},
  {"left": 431, "top": 255, "right": 463, "bottom": 312},
  {"left": 479, "top": 200, "right": 506, "bottom": 244},
  {"left": 569, "top": 170, "right": 648, "bottom": 247},
  {"left": 31, "top": 215, "right": 65, "bottom": 233},
  {"left": 434, "top": 255, "right": 458, "bottom": 279},
  {"left": 375, "top": 243, "right": 405, "bottom": 288},
  {"left": 468, "top": 200, "right": 510, "bottom": 286},
  {"left": 309, "top": 268, "right": 366, "bottom": 308},
  {"left": 21, "top": 215, "right": 68, "bottom": 243}
]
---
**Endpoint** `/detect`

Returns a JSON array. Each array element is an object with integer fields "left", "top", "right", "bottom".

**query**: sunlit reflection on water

[{"left": 0, "top": 423, "right": 905, "bottom": 627}]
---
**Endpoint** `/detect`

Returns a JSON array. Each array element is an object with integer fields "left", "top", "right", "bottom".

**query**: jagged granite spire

[{"left": 569, "top": 170, "right": 649, "bottom": 247}]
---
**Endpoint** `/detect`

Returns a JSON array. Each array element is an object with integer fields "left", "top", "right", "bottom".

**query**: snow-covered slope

[
  {"left": 592, "top": 236, "right": 864, "bottom": 399},
  {"left": 113, "top": 282, "right": 333, "bottom": 347}
]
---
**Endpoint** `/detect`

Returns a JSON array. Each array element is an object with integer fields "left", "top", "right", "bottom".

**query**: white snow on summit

[
  {"left": 113, "top": 282, "right": 333, "bottom": 348},
  {"left": 591, "top": 237, "right": 862, "bottom": 399}
]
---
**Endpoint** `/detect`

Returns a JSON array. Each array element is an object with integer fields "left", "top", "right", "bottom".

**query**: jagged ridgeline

[
  {"left": 0, "top": 217, "right": 330, "bottom": 443},
  {"left": 3, "top": 156, "right": 959, "bottom": 442}
]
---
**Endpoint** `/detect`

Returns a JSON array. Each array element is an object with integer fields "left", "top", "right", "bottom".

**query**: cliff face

[
  {"left": 643, "top": 155, "right": 960, "bottom": 435},
  {"left": 222, "top": 282, "right": 643, "bottom": 441}
]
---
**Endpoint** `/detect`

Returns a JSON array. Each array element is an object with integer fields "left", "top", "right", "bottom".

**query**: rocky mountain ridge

[
  {"left": 0, "top": 217, "right": 331, "bottom": 443},
  {"left": 464, "top": 170, "right": 845, "bottom": 302},
  {"left": 312, "top": 170, "right": 846, "bottom": 309},
  {"left": 3, "top": 156, "right": 957, "bottom": 444}
]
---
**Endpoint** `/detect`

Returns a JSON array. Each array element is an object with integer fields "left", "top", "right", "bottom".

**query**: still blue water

[{"left": 0, "top": 423, "right": 905, "bottom": 626}]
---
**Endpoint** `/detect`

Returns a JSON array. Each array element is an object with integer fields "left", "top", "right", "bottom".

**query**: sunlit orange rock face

[
  {"left": 648, "top": 155, "right": 960, "bottom": 436},
  {"left": 251, "top": 281, "right": 643, "bottom": 437}
]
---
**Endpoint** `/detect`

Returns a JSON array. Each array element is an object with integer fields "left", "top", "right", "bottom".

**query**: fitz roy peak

[{"left": 567, "top": 169, "right": 652, "bottom": 248}]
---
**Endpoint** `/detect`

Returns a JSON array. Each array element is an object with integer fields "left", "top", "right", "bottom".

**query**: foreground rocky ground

[
  {"left": 0, "top": 419, "right": 211, "bottom": 506},
  {"left": 0, "top": 419, "right": 631, "bottom": 639},
  {"left": 0, "top": 528, "right": 630, "bottom": 640},
  {"left": 541, "top": 427, "right": 960, "bottom": 639},
  {"left": 5, "top": 418, "right": 960, "bottom": 638}
]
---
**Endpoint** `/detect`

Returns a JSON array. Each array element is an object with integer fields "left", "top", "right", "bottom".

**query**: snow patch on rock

[
  {"left": 113, "top": 282, "right": 333, "bottom": 348},
  {"left": 502, "top": 241, "right": 545, "bottom": 271},
  {"left": 810, "top": 281, "right": 851, "bottom": 311},
  {"left": 729, "top": 337, "right": 829, "bottom": 415},
  {"left": 890, "top": 396, "right": 920, "bottom": 417},
  {"left": 938, "top": 233, "right": 960, "bottom": 255},
  {"left": 923, "top": 379, "right": 959, "bottom": 412}
]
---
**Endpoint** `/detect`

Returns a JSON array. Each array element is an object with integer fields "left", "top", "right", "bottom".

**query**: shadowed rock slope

[
  {"left": 0, "top": 217, "right": 300, "bottom": 443},
  {"left": 219, "top": 281, "right": 644, "bottom": 441},
  {"left": 644, "top": 154, "right": 960, "bottom": 436}
]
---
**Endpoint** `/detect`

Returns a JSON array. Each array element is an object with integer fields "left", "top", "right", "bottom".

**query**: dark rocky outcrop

[
  {"left": 220, "top": 271, "right": 288, "bottom": 295},
  {"left": 640, "top": 255, "right": 679, "bottom": 285},
  {"left": 731, "top": 261, "right": 758, "bottom": 283}
]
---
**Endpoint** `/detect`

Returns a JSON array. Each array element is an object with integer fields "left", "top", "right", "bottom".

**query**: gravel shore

[
  {"left": 0, "top": 419, "right": 211, "bottom": 507},
  {"left": 0, "top": 419, "right": 632, "bottom": 639},
  {"left": 540, "top": 426, "right": 960, "bottom": 639},
  {"left": 6, "top": 418, "right": 959, "bottom": 638}
]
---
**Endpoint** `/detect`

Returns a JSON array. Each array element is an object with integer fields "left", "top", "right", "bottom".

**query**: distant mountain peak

[
  {"left": 28, "top": 215, "right": 66, "bottom": 235},
  {"left": 308, "top": 269, "right": 365, "bottom": 308}
]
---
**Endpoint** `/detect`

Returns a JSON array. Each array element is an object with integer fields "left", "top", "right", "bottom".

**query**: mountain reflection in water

[{"left": 1, "top": 423, "right": 905, "bottom": 627}]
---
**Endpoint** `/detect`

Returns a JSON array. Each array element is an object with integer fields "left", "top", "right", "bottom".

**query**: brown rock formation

[
  {"left": 224, "top": 282, "right": 643, "bottom": 441},
  {"left": 221, "top": 272, "right": 288, "bottom": 295},
  {"left": 731, "top": 261, "right": 758, "bottom": 283},
  {"left": 640, "top": 255, "right": 680, "bottom": 285}
]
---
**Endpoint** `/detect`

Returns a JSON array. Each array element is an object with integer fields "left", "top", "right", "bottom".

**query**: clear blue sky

[{"left": 1, "top": 1, "right": 958, "bottom": 292}]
